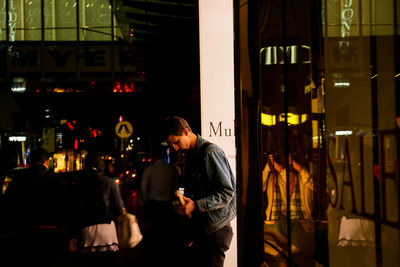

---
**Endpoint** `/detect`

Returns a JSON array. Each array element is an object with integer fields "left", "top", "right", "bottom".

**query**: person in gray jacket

[
  {"left": 162, "top": 116, "right": 236, "bottom": 267},
  {"left": 140, "top": 143, "right": 180, "bottom": 266}
]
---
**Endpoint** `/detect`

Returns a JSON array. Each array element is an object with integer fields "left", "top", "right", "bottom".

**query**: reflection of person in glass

[
  {"left": 262, "top": 153, "right": 313, "bottom": 223},
  {"left": 262, "top": 151, "right": 315, "bottom": 265}
]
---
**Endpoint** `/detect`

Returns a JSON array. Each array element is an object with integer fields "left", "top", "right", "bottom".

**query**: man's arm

[{"left": 195, "top": 147, "right": 235, "bottom": 213}]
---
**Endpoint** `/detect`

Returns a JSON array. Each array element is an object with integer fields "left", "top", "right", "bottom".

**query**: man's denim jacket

[{"left": 185, "top": 135, "right": 236, "bottom": 234}]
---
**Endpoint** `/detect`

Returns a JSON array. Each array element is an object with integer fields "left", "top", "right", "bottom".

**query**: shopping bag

[{"left": 118, "top": 213, "right": 143, "bottom": 248}]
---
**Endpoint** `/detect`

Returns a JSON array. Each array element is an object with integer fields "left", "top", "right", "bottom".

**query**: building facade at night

[
  {"left": 0, "top": 0, "right": 399, "bottom": 266},
  {"left": 0, "top": 0, "right": 199, "bottom": 177},
  {"left": 0, "top": 0, "right": 139, "bottom": 174}
]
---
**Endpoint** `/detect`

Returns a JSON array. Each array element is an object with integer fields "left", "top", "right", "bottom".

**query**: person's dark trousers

[
  {"left": 144, "top": 200, "right": 180, "bottom": 267},
  {"left": 191, "top": 222, "right": 233, "bottom": 267},
  {"left": 79, "top": 251, "right": 117, "bottom": 267},
  {"left": 17, "top": 227, "right": 60, "bottom": 267}
]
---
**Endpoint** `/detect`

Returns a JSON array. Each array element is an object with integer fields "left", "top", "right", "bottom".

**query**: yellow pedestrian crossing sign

[{"left": 115, "top": 121, "right": 133, "bottom": 138}]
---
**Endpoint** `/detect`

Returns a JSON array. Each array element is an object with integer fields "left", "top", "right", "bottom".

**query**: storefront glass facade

[
  {"left": 0, "top": 0, "right": 122, "bottom": 41},
  {"left": 238, "top": 0, "right": 400, "bottom": 266},
  {"left": 0, "top": 0, "right": 144, "bottom": 176},
  {"left": 324, "top": 0, "right": 399, "bottom": 266}
]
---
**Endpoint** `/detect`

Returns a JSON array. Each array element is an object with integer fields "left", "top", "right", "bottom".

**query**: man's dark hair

[
  {"left": 162, "top": 116, "right": 192, "bottom": 139},
  {"left": 152, "top": 143, "right": 168, "bottom": 159},
  {"left": 29, "top": 147, "right": 49, "bottom": 164}
]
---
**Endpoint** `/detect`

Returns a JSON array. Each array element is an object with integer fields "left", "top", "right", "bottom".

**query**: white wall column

[{"left": 199, "top": 1, "right": 237, "bottom": 266}]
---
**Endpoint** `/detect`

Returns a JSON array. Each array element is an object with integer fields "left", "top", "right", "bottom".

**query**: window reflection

[
  {"left": 0, "top": 1, "right": 6, "bottom": 40},
  {"left": 23, "top": 0, "right": 41, "bottom": 41},
  {"left": 263, "top": 151, "right": 315, "bottom": 265},
  {"left": 81, "top": 0, "right": 112, "bottom": 41},
  {"left": 334, "top": 216, "right": 376, "bottom": 267},
  {"left": 7, "top": 0, "right": 20, "bottom": 41},
  {"left": 262, "top": 153, "right": 313, "bottom": 221},
  {"left": 0, "top": 0, "right": 122, "bottom": 41}
]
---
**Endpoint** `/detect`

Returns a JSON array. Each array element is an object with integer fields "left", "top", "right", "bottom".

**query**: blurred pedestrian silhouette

[
  {"left": 68, "top": 152, "right": 125, "bottom": 267},
  {"left": 3, "top": 147, "right": 67, "bottom": 267},
  {"left": 140, "top": 142, "right": 180, "bottom": 267}
]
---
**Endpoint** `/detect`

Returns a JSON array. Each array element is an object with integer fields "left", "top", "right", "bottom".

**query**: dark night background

[{"left": 0, "top": 0, "right": 201, "bottom": 177}]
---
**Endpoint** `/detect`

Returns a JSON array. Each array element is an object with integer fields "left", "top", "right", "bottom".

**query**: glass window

[
  {"left": 80, "top": 0, "right": 112, "bottom": 41},
  {"left": 2, "top": 0, "right": 121, "bottom": 42},
  {"left": 0, "top": 1, "right": 6, "bottom": 40},
  {"left": 241, "top": 0, "right": 400, "bottom": 266},
  {"left": 44, "top": 0, "right": 56, "bottom": 41},
  {"left": 8, "top": 0, "right": 23, "bottom": 41},
  {"left": 53, "top": 0, "right": 77, "bottom": 41},
  {"left": 323, "top": 0, "right": 399, "bottom": 266},
  {"left": 255, "top": 2, "right": 319, "bottom": 266},
  {"left": 23, "top": 0, "right": 41, "bottom": 41}
]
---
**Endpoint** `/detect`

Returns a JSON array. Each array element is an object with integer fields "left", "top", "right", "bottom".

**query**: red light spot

[
  {"left": 74, "top": 139, "right": 78, "bottom": 150},
  {"left": 374, "top": 164, "right": 380, "bottom": 180},
  {"left": 113, "top": 82, "right": 123, "bottom": 93},
  {"left": 67, "top": 122, "right": 74, "bottom": 130}
]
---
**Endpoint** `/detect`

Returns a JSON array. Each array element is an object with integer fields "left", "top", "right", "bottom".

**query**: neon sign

[
  {"left": 260, "top": 45, "right": 311, "bottom": 65},
  {"left": 8, "top": 136, "right": 27, "bottom": 142},
  {"left": 341, "top": 0, "right": 354, "bottom": 38},
  {"left": 0, "top": 0, "right": 17, "bottom": 41}
]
